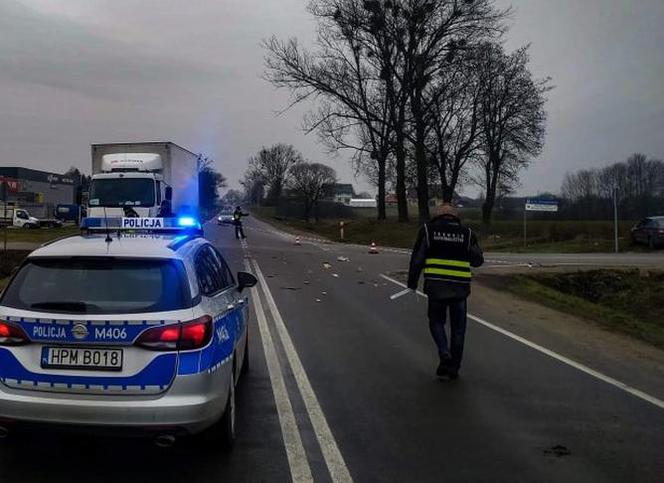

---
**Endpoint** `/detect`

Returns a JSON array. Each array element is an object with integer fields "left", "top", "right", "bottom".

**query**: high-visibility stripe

[
  {"left": 424, "top": 267, "right": 472, "bottom": 278},
  {"left": 425, "top": 258, "right": 470, "bottom": 268}
]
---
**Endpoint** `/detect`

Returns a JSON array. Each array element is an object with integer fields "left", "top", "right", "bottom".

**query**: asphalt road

[{"left": 0, "top": 217, "right": 662, "bottom": 482}]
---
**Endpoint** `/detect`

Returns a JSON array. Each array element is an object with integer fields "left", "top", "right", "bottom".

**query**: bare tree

[
  {"left": 426, "top": 49, "right": 482, "bottom": 202},
  {"left": 288, "top": 162, "right": 337, "bottom": 222},
  {"left": 248, "top": 144, "right": 303, "bottom": 205},
  {"left": 264, "top": 0, "right": 402, "bottom": 220},
  {"left": 240, "top": 169, "right": 266, "bottom": 206},
  {"left": 475, "top": 43, "right": 551, "bottom": 226}
]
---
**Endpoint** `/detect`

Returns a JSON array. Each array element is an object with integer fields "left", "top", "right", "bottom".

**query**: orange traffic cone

[
  {"left": 368, "top": 241, "right": 378, "bottom": 254},
  {"left": 294, "top": 236, "right": 301, "bottom": 246}
]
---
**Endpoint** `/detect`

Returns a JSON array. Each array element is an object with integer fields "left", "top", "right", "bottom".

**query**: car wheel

[
  {"left": 241, "top": 334, "right": 249, "bottom": 376},
  {"left": 219, "top": 368, "right": 236, "bottom": 451}
]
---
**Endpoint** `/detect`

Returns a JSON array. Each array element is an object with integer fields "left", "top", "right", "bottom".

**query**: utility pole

[{"left": 613, "top": 185, "right": 619, "bottom": 253}]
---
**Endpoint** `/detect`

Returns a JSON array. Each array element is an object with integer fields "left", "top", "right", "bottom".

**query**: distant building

[
  {"left": 323, "top": 183, "right": 355, "bottom": 205},
  {"left": 0, "top": 167, "right": 76, "bottom": 206}
]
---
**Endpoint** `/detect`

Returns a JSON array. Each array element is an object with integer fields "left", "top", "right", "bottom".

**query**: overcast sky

[{"left": 1, "top": 0, "right": 662, "bottom": 197}]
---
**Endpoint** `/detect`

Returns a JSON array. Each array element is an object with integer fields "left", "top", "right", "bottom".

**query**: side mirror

[
  {"left": 237, "top": 271, "right": 257, "bottom": 292},
  {"left": 165, "top": 186, "right": 173, "bottom": 201}
]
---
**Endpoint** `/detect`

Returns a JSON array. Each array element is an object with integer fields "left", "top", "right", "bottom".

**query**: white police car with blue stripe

[{"left": 0, "top": 217, "right": 256, "bottom": 448}]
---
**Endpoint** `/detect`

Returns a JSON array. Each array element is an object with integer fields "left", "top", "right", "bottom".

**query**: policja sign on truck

[{"left": 523, "top": 198, "right": 559, "bottom": 247}]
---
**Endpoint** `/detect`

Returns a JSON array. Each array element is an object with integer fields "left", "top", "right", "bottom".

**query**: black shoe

[
  {"left": 447, "top": 369, "right": 459, "bottom": 380},
  {"left": 436, "top": 356, "right": 452, "bottom": 377}
]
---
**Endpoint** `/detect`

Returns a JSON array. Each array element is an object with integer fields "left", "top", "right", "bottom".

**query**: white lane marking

[
  {"left": 244, "top": 258, "right": 314, "bottom": 483},
  {"left": 252, "top": 258, "right": 354, "bottom": 483},
  {"left": 379, "top": 273, "right": 664, "bottom": 411}
]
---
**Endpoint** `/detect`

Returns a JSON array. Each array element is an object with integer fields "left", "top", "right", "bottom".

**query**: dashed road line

[{"left": 380, "top": 273, "right": 664, "bottom": 411}]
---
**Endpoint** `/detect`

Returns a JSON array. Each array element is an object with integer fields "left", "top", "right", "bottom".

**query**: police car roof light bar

[{"left": 81, "top": 217, "right": 203, "bottom": 235}]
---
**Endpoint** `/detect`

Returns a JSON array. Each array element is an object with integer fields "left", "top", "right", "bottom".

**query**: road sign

[{"left": 525, "top": 199, "right": 559, "bottom": 212}]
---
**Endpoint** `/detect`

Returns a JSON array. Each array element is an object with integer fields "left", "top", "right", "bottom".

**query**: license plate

[{"left": 42, "top": 347, "right": 123, "bottom": 371}]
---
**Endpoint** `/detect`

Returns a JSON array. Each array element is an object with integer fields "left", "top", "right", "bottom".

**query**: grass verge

[
  {"left": 481, "top": 270, "right": 664, "bottom": 349},
  {"left": 1, "top": 225, "right": 79, "bottom": 244},
  {"left": 251, "top": 207, "right": 645, "bottom": 253}
]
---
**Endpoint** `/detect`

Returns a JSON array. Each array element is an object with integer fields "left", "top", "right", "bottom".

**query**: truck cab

[{"left": 88, "top": 154, "right": 172, "bottom": 218}]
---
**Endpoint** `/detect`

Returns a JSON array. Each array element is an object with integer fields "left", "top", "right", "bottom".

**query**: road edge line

[
  {"left": 244, "top": 257, "right": 314, "bottom": 482},
  {"left": 252, "top": 258, "right": 354, "bottom": 483},
  {"left": 379, "top": 273, "right": 664, "bottom": 411}
]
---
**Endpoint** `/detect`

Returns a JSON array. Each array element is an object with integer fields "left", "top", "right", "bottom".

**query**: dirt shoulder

[{"left": 470, "top": 275, "right": 664, "bottom": 399}]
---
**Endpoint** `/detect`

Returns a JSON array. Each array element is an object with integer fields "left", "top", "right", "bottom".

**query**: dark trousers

[
  {"left": 427, "top": 298, "right": 468, "bottom": 370},
  {"left": 234, "top": 223, "right": 245, "bottom": 239}
]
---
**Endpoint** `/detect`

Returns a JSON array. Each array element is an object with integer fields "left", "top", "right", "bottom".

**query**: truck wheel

[{"left": 648, "top": 237, "right": 657, "bottom": 250}]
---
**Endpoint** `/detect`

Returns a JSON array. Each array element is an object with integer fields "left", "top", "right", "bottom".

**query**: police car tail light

[
  {"left": 179, "top": 316, "right": 212, "bottom": 350},
  {"left": 0, "top": 320, "right": 30, "bottom": 346},
  {"left": 135, "top": 325, "right": 181, "bottom": 351},
  {"left": 135, "top": 316, "right": 212, "bottom": 351}
]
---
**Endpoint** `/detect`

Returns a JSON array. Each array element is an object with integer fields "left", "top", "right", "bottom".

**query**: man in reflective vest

[
  {"left": 407, "top": 203, "right": 484, "bottom": 379},
  {"left": 232, "top": 206, "right": 249, "bottom": 239}
]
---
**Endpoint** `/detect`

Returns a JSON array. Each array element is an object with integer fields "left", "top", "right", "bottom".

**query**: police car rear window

[{"left": 1, "top": 258, "right": 191, "bottom": 314}]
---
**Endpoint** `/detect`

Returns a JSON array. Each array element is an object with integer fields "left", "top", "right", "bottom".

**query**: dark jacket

[{"left": 407, "top": 214, "right": 484, "bottom": 300}]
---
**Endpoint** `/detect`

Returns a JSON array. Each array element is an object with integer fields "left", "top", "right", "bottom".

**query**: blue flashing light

[{"left": 177, "top": 216, "right": 198, "bottom": 228}]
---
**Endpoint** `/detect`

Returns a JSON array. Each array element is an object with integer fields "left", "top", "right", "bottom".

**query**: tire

[
  {"left": 219, "top": 369, "right": 237, "bottom": 451},
  {"left": 648, "top": 237, "right": 658, "bottom": 250},
  {"left": 240, "top": 333, "right": 249, "bottom": 376}
]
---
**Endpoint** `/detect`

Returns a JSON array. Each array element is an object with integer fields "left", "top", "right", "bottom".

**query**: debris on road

[
  {"left": 321, "top": 291, "right": 327, "bottom": 295},
  {"left": 315, "top": 298, "right": 322, "bottom": 303},
  {"left": 322, "top": 262, "right": 332, "bottom": 270},
  {"left": 332, "top": 273, "right": 339, "bottom": 278},
  {"left": 369, "top": 241, "right": 379, "bottom": 254},
  {"left": 543, "top": 445, "right": 571, "bottom": 457},
  {"left": 294, "top": 236, "right": 301, "bottom": 246},
  {"left": 281, "top": 287, "right": 301, "bottom": 291},
  {"left": 337, "top": 256, "right": 350, "bottom": 262},
  {"left": 357, "top": 267, "right": 363, "bottom": 272},
  {"left": 304, "top": 280, "right": 310, "bottom": 285}
]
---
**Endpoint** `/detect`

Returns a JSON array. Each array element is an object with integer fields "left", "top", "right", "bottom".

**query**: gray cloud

[
  {"left": 0, "top": 1, "right": 229, "bottom": 102},
  {"left": 0, "top": 0, "right": 662, "bottom": 196}
]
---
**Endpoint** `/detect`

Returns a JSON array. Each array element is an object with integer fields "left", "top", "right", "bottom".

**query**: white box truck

[{"left": 88, "top": 142, "right": 199, "bottom": 218}]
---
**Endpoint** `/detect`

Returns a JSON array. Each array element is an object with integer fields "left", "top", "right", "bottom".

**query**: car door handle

[{"left": 226, "top": 304, "right": 235, "bottom": 311}]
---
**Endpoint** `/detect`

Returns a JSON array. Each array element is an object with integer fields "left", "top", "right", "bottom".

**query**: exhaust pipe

[
  {"left": 0, "top": 426, "right": 10, "bottom": 439},
  {"left": 153, "top": 434, "right": 176, "bottom": 448}
]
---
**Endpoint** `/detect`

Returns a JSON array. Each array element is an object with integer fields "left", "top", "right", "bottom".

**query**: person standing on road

[
  {"left": 233, "top": 206, "right": 249, "bottom": 240},
  {"left": 407, "top": 203, "right": 484, "bottom": 379}
]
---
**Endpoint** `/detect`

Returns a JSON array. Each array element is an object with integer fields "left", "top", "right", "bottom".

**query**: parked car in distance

[{"left": 631, "top": 216, "right": 664, "bottom": 249}]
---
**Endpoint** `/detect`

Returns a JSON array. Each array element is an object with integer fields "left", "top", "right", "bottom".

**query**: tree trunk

[
  {"left": 481, "top": 197, "right": 494, "bottom": 226},
  {"left": 395, "top": 130, "right": 409, "bottom": 223},
  {"left": 377, "top": 157, "right": 387, "bottom": 221},
  {"left": 303, "top": 199, "right": 311, "bottom": 223},
  {"left": 412, "top": 89, "right": 430, "bottom": 224}
]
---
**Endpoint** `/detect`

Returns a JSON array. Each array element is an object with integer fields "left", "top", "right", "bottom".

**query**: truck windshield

[
  {"left": 89, "top": 178, "right": 155, "bottom": 207},
  {"left": 1, "top": 258, "right": 191, "bottom": 314}
]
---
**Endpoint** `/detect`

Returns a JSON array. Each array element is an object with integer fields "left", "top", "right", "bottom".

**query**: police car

[{"left": 0, "top": 216, "right": 256, "bottom": 448}]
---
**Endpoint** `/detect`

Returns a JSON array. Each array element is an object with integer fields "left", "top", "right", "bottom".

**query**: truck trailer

[{"left": 88, "top": 142, "right": 199, "bottom": 218}]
